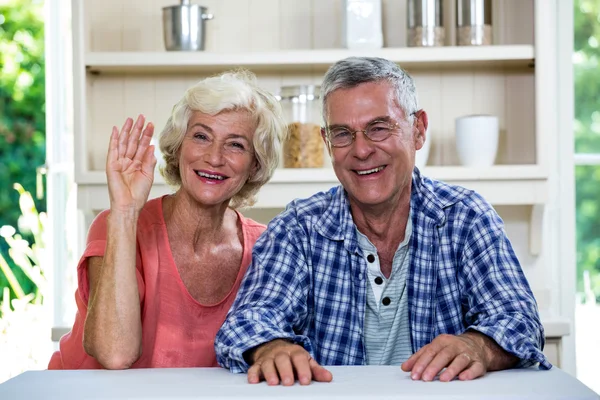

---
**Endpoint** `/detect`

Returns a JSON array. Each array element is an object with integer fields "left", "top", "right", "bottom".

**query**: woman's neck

[{"left": 162, "top": 191, "right": 236, "bottom": 249}]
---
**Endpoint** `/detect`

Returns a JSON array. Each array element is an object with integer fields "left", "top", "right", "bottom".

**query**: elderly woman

[{"left": 48, "top": 70, "right": 285, "bottom": 369}]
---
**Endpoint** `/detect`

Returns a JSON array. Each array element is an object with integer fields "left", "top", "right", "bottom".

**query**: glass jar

[
  {"left": 456, "top": 0, "right": 492, "bottom": 46},
  {"left": 278, "top": 85, "right": 324, "bottom": 168},
  {"left": 407, "top": 0, "right": 445, "bottom": 47}
]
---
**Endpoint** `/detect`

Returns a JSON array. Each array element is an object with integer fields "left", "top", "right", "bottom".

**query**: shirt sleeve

[
  {"left": 460, "top": 208, "right": 551, "bottom": 370},
  {"left": 214, "top": 211, "right": 313, "bottom": 373}
]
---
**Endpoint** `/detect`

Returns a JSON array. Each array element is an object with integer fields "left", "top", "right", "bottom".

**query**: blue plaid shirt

[{"left": 215, "top": 170, "right": 550, "bottom": 372}]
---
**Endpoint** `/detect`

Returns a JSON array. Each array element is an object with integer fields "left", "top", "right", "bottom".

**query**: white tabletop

[{"left": 0, "top": 366, "right": 597, "bottom": 400}]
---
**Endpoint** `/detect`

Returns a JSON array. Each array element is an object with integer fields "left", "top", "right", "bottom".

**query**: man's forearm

[{"left": 462, "top": 330, "right": 519, "bottom": 371}]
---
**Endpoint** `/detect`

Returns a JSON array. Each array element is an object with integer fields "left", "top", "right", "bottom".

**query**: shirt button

[
  {"left": 374, "top": 276, "right": 383, "bottom": 285},
  {"left": 382, "top": 297, "right": 391, "bottom": 306},
  {"left": 367, "top": 254, "right": 375, "bottom": 263}
]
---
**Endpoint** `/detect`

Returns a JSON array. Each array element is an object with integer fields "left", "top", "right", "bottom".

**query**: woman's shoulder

[{"left": 237, "top": 212, "right": 267, "bottom": 243}]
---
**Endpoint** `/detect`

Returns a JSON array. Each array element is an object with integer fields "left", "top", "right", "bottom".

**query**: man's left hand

[{"left": 401, "top": 331, "right": 495, "bottom": 382}]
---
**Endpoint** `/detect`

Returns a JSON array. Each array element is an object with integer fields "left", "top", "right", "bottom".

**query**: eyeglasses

[{"left": 325, "top": 114, "right": 418, "bottom": 148}]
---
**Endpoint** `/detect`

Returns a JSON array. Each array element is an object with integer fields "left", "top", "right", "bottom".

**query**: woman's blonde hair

[{"left": 159, "top": 69, "right": 286, "bottom": 209}]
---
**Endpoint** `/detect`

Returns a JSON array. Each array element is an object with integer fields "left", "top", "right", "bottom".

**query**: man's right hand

[{"left": 247, "top": 339, "right": 333, "bottom": 386}]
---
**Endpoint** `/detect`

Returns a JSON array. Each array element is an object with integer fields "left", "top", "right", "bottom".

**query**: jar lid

[
  {"left": 456, "top": 0, "right": 492, "bottom": 26},
  {"left": 278, "top": 85, "right": 321, "bottom": 100},
  {"left": 407, "top": 0, "right": 443, "bottom": 28}
]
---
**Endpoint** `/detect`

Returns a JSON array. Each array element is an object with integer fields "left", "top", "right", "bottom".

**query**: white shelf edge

[
  {"left": 84, "top": 45, "right": 535, "bottom": 73},
  {"left": 76, "top": 165, "right": 548, "bottom": 185},
  {"left": 541, "top": 318, "right": 571, "bottom": 338},
  {"left": 76, "top": 165, "right": 548, "bottom": 209}
]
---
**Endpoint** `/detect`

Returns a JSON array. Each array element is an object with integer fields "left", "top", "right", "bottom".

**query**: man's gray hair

[{"left": 320, "top": 57, "right": 419, "bottom": 124}]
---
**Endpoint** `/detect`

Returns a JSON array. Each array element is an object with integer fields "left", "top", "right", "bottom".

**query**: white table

[{"left": 0, "top": 366, "right": 597, "bottom": 399}]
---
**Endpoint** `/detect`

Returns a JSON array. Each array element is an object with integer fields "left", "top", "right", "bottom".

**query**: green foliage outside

[
  {"left": 0, "top": 186, "right": 50, "bottom": 381},
  {"left": 574, "top": 0, "right": 600, "bottom": 299},
  {"left": 0, "top": 183, "right": 47, "bottom": 316},
  {"left": 0, "top": 0, "right": 46, "bottom": 300}
]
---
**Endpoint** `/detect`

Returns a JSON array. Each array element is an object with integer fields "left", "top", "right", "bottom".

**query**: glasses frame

[{"left": 325, "top": 112, "right": 419, "bottom": 148}]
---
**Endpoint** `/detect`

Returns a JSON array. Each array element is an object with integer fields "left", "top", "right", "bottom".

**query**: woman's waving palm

[{"left": 106, "top": 115, "right": 157, "bottom": 213}]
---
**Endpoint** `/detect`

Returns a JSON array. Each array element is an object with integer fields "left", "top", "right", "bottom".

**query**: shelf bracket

[{"left": 529, "top": 204, "right": 545, "bottom": 256}]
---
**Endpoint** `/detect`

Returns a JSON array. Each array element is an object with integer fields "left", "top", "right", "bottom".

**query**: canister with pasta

[{"left": 278, "top": 85, "right": 324, "bottom": 169}]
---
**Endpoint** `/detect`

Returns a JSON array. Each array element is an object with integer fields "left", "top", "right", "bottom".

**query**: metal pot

[{"left": 162, "top": 0, "right": 214, "bottom": 51}]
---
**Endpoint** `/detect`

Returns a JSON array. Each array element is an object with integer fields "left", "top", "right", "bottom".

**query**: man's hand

[
  {"left": 246, "top": 339, "right": 333, "bottom": 386},
  {"left": 401, "top": 331, "right": 518, "bottom": 382}
]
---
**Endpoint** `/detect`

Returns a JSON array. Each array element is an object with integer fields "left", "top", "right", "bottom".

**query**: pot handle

[{"left": 202, "top": 13, "right": 214, "bottom": 20}]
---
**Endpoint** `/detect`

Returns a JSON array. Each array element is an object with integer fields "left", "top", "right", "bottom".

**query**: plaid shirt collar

[{"left": 313, "top": 168, "right": 471, "bottom": 253}]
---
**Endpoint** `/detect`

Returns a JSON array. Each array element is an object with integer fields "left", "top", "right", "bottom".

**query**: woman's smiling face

[{"left": 178, "top": 109, "right": 257, "bottom": 207}]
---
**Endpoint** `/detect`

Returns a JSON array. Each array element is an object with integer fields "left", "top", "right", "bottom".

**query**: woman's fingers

[
  {"left": 141, "top": 145, "right": 157, "bottom": 177},
  {"left": 125, "top": 115, "right": 145, "bottom": 160},
  {"left": 113, "top": 116, "right": 155, "bottom": 168},
  {"left": 107, "top": 126, "right": 119, "bottom": 166},
  {"left": 133, "top": 122, "right": 154, "bottom": 163},
  {"left": 118, "top": 118, "right": 134, "bottom": 160}
]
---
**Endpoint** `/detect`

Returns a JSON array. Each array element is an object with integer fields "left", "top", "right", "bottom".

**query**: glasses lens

[
  {"left": 366, "top": 121, "right": 394, "bottom": 142},
  {"left": 329, "top": 128, "right": 352, "bottom": 147}
]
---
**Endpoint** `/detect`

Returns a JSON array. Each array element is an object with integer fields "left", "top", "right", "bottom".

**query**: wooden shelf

[
  {"left": 76, "top": 165, "right": 548, "bottom": 209},
  {"left": 85, "top": 45, "right": 535, "bottom": 74}
]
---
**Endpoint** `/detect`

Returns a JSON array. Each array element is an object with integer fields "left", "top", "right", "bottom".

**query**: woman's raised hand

[{"left": 106, "top": 115, "right": 157, "bottom": 214}]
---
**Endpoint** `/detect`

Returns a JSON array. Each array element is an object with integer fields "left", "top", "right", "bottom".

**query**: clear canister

[
  {"left": 278, "top": 85, "right": 324, "bottom": 168},
  {"left": 407, "top": 0, "right": 445, "bottom": 47},
  {"left": 456, "top": 0, "right": 492, "bottom": 46}
]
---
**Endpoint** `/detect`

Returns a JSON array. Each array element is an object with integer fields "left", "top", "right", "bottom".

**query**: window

[{"left": 573, "top": 0, "right": 600, "bottom": 393}]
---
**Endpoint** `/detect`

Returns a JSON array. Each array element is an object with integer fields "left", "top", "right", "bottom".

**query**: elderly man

[{"left": 215, "top": 57, "right": 549, "bottom": 385}]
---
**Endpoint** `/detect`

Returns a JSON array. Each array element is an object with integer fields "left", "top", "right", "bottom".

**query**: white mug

[{"left": 455, "top": 115, "right": 499, "bottom": 167}]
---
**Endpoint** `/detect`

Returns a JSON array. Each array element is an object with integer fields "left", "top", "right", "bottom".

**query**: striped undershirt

[{"left": 356, "top": 215, "right": 413, "bottom": 365}]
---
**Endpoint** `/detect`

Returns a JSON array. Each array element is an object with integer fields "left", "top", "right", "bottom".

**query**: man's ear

[{"left": 414, "top": 110, "right": 428, "bottom": 151}]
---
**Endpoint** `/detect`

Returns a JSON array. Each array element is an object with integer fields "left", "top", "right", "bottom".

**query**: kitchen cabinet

[{"left": 75, "top": 0, "right": 547, "bottom": 211}]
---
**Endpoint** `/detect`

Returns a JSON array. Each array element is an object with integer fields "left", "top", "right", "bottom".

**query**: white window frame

[
  {"left": 556, "top": 0, "right": 577, "bottom": 375},
  {"left": 45, "top": 0, "right": 76, "bottom": 341}
]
